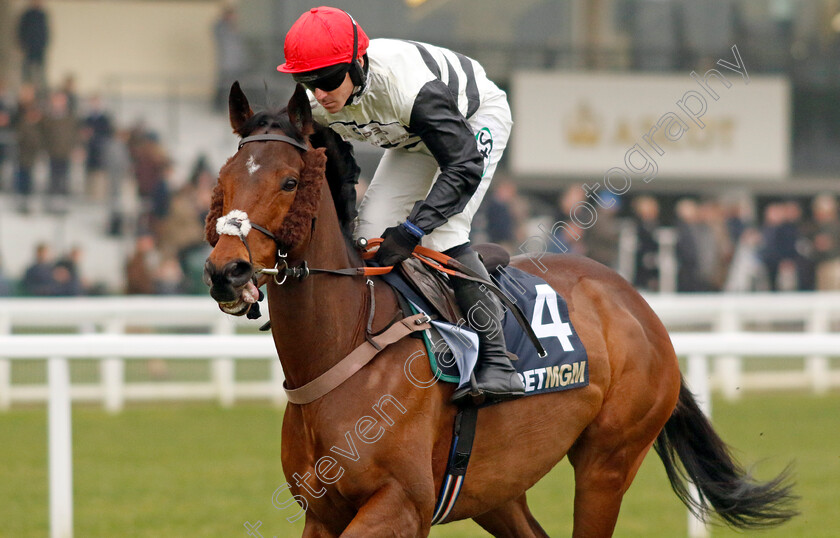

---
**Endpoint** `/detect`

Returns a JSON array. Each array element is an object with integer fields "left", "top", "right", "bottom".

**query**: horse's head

[{"left": 203, "top": 82, "right": 327, "bottom": 315}]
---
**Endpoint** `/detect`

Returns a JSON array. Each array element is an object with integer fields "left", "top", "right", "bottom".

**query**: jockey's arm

[{"left": 406, "top": 79, "right": 484, "bottom": 235}]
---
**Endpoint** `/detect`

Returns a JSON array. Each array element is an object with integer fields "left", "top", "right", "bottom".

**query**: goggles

[{"left": 293, "top": 64, "right": 350, "bottom": 92}]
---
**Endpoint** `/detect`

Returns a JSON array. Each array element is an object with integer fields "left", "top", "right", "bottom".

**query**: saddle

[
  {"left": 385, "top": 244, "right": 589, "bottom": 401},
  {"left": 396, "top": 243, "right": 510, "bottom": 324}
]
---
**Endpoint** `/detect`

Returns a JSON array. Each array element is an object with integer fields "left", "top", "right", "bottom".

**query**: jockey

[{"left": 277, "top": 6, "right": 524, "bottom": 405}]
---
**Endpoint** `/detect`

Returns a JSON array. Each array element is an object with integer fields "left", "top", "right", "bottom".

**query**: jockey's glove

[{"left": 374, "top": 221, "right": 423, "bottom": 266}]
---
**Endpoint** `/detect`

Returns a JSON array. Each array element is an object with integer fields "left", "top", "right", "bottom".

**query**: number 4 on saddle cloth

[{"left": 381, "top": 244, "right": 589, "bottom": 401}]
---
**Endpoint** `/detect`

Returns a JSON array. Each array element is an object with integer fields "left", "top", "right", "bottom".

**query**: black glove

[{"left": 374, "top": 223, "right": 421, "bottom": 266}]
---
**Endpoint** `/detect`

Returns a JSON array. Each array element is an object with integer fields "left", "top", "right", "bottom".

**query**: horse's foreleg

[
  {"left": 302, "top": 514, "right": 339, "bottom": 538},
  {"left": 339, "top": 481, "right": 432, "bottom": 538},
  {"left": 473, "top": 494, "right": 550, "bottom": 538}
]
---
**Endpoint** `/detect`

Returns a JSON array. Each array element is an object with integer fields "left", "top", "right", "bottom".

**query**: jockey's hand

[{"left": 374, "top": 223, "right": 422, "bottom": 266}]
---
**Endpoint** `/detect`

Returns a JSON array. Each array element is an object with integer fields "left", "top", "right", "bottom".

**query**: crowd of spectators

[
  {"left": 14, "top": 242, "right": 85, "bottom": 296},
  {"left": 1, "top": 1, "right": 838, "bottom": 298},
  {"left": 3, "top": 87, "right": 840, "bottom": 299},
  {"left": 0, "top": 1, "right": 206, "bottom": 297},
  {"left": 6, "top": 134, "right": 840, "bottom": 298},
  {"left": 665, "top": 194, "right": 840, "bottom": 293},
  {"left": 0, "top": 71, "right": 215, "bottom": 293},
  {"left": 474, "top": 183, "right": 840, "bottom": 294},
  {"left": 0, "top": 80, "right": 213, "bottom": 297}
]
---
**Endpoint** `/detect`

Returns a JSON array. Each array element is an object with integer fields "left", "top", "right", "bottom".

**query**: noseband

[
  {"left": 238, "top": 132, "right": 311, "bottom": 276},
  {"left": 217, "top": 133, "right": 311, "bottom": 288},
  {"left": 221, "top": 133, "right": 375, "bottom": 282}
]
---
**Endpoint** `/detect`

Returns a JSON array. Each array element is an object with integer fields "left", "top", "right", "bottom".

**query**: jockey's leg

[
  {"left": 354, "top": 149, "right": 438, "bottom": 243},
  {"left": 355, "top": 91, "right": 511, "bottom": 249},
  {"left": 448, "top": 244, "right": 524, "bottom": 405}
]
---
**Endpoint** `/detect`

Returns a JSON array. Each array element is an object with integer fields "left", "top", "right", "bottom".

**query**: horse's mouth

[{"left": 216, "top": 280, "right": 260, "bottom": 316}]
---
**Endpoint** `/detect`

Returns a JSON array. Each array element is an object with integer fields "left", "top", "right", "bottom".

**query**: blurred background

[
  {"left": 1, "top": 1, "right": 839, "bottom": 537},
  {"left": 1, "top": 0, "right": 840, "bottom": 294}
]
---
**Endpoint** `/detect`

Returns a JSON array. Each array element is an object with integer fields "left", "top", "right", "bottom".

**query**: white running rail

[{"left": 3, "top": 295, "right": 840, "bottom": 538}]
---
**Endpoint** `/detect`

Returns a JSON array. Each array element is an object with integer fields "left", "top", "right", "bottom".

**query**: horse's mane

[
  {"left": 204, "top": 108, "right": 359, "bottom": 257},
  {"left": 308, "top": 122, "right": 360, "bottom": 238}
]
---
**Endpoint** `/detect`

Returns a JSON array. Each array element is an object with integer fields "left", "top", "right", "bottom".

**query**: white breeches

[{"left": 354, "top": 94, "right": 512, "bottom": 252}]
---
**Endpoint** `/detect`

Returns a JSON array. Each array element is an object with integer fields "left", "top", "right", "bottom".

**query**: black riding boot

[{"left": 449, "top": 249, "right": 525, "bottom": 406}]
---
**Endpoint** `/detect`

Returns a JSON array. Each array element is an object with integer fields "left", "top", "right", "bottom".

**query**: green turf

[
  {"left": 1, "top": 403, "right": 285, "bottom": 537},
  {"left": 10, "top": 358, "right": 271, "bottom": 385},
  {"left": 1, "top": 393, "right": 837, "bottom": 537}
]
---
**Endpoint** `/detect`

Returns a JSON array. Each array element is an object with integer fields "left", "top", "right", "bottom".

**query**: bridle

[
  {"left": 216, "top": 131, "right": 393, "bottom": 326},
  {"left": 217, "top": 132, "right": 547, "bottom": 355},
  {"left": 238, "top": 133, "right": 309, "bottom": 152},
  {"left": 222, "top": 133, "right": 391, "bottom": 288}
]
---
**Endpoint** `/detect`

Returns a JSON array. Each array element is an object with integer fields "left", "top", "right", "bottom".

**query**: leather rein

[{"left": 232, "top": 133, "right": 547, "bottom": 358}]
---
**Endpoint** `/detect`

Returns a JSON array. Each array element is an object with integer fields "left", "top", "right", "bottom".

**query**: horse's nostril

[
  {"left": 225, "top": 260, "right": 253, "bottom": 286},
  {"left": 202, "top": 260, "right": 215, "bottom": 287}
]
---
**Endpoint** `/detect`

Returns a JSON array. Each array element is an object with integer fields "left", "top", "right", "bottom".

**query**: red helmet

[{"left": 277, "top": 7, "right": 370, "bottom": 73}]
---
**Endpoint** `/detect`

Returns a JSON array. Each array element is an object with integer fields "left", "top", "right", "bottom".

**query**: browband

[{"left": 238, "top": 133, "right": 309, "bottom": 152}]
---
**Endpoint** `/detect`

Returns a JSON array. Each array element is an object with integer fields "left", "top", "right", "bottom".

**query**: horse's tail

[{"left": 653, "top": 378, "right": 798, "bottom": 529}]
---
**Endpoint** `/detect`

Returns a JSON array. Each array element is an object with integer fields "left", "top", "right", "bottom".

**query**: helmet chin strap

[{"left": 345, "top": 58, "right": 369, "bottom": 106}]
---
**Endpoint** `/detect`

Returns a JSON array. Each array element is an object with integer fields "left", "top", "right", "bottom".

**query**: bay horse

[{"left": 203, "top": 82, "right": 796, "bottom": 537}]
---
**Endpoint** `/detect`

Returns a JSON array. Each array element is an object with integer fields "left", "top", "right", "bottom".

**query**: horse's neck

[{"left": 267, "top": 188, "right": 370, "bottom": 389}]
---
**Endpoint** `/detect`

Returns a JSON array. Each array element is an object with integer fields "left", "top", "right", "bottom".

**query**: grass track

[{"left": 2, "top": 392, "right": 838, "bottom": 537}]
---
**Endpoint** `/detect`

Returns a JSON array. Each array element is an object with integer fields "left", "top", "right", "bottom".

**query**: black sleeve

[
  {"left": 310, "top": 123, "right": 361, "bottom": 233},
  {"left": 406, "top": 79, "right": 484, "bottom": 234}
]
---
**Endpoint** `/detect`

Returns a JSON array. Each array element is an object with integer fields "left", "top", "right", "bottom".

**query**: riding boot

[{"left": 449, "top": 249, "right": 525, "bottom": 406}]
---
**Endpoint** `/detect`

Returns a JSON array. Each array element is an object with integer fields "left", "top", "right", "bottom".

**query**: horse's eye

[{"left": 281, "top": 177, "right": 298, "bottom": 191}]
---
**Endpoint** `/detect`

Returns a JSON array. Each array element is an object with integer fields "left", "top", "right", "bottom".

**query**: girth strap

[
  {"left": 284, "top": 313, "right": 432, "bottom": 405},
  {"left": 431, "top": 405, "right": 479, "bottom": 525}
]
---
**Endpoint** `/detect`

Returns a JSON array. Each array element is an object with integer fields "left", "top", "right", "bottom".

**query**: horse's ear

[
  {"left": 287, "top": 83, "right": 314, "bottom": 137},
  {"left": 229, "top": 81, "right": 253, "bottom": 134}
]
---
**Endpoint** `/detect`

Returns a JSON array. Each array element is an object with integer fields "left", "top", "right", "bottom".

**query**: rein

[
  {"left": 220, "top": 132, "right": 546, "bottom": 356},
  {"left": 258, "top": 237, "right": 547, "bottom": 358}
]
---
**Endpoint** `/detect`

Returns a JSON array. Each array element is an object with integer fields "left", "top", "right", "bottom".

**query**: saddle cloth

[{"left": 382, "top": 255, "right": 589, "bottom": 399}]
